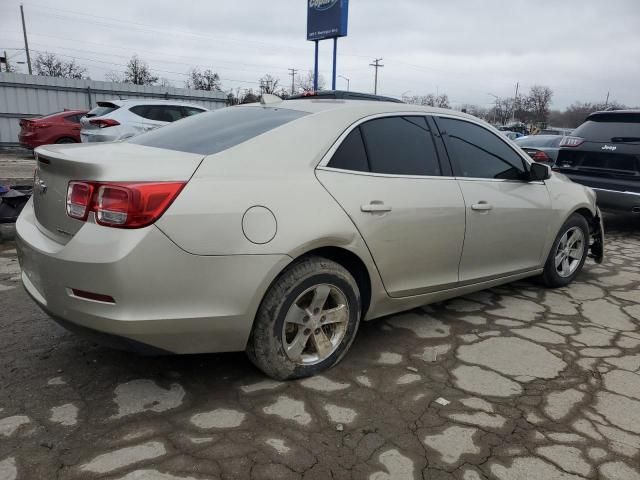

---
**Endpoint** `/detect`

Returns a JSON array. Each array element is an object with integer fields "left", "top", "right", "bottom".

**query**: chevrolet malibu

[{"left": 16, "top": 96, "right": 604, "bottom": 380}]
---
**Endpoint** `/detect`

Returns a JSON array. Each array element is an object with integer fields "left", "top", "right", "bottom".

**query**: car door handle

[
  {"left": 361, "top": 202, "right": 392, "bottom": 213},
  {"left": 471, "top": 202, "right": 493, "bottom": 211}
]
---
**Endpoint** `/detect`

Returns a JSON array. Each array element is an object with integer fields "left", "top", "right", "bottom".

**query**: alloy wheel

[{"left": 282, "top": 283, "right": 350, "bottom": 365}]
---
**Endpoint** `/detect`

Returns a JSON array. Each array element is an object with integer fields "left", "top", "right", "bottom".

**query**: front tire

[
  {"left": 541, "top": 213, "right": 589, "bottom": 288},
  {"left": 247, "top": 256, "right": 361, "bottom": 380}
]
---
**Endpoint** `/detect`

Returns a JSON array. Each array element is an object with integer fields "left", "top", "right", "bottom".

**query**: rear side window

[
  {"left": 86, "top": 102, "right": 119, "bottom": 118},
  {"left": 329, "top": 128, "right": 369, "bottom": 172},
  {"left": 130, "top": 105, "right": 184, "bottom": 122},
  {"left": 128, "top": 106, "right": 308, "bottom": 155},
  {"left": 439, "top": 118, "right": 527, "bottom": 180},
  {"left": 328, "top": 116, "right": 441, "bottom": 176},
  {"left": 573, "top": 116, "right": 640, "bottom": 144}
]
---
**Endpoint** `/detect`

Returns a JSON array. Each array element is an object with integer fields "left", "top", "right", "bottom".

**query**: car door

[
  {"left": 435, "top": 116, "right": 552, "bottom": 283},
  {"left": 316, "top": 115, "right": 466, "bottom": 297}
]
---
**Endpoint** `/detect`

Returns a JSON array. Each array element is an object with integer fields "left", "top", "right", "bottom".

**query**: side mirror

[{"left": 529, "top": 162, "right": 552, "bottom": 181}]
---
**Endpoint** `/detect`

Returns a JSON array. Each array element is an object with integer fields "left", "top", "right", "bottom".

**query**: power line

[{"left": 369, "top": 58, "right": 383, "bottom": 95}]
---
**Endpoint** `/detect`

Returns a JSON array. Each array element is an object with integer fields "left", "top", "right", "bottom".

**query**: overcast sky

[{"left": 1, "top": 0, "right": 639, "bottom": 109}]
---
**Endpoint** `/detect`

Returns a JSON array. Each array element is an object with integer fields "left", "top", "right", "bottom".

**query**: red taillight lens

[
  {"left": 560, "top": 136, "right": 584, "bottom": 147},
  {"left": 531, "top": 151, "right": 551, "bottom": 162},
  {"left": 89, "top": 118, "right": 120, "bottom": 128},
  {"left": 66, "top": 181, "right": 94, "bottom": 220},
  {"left": 66, "top": 181, "right": 185, "bottom": 228}
]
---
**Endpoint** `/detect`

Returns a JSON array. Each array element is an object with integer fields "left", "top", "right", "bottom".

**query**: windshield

[{"left": 128, "top": 106, "right": 309, "bottom": 155}]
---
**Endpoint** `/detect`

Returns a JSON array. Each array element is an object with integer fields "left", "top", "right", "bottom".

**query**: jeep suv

[{"left": 555, "top": 110, "right": 640, "bottom": 213}]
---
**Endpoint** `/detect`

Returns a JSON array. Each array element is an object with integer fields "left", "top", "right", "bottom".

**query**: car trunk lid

[{"left": 33, "top": 142, "right": 203, "bottom": 244}]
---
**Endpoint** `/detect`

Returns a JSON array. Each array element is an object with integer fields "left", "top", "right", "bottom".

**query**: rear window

[
  {"left": 516, "top": 136, "right": 562, "bottom": 148},
  {"left": 128, "top": 106, "right": 308, "bottom": 155},
  {"left": 574, "top": 114, "right": 640, "bottom": 143},
  {"left": 86, "top": 102, "right": 120, "bottom": 118}
]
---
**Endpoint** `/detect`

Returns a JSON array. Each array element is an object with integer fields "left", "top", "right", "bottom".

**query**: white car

[{"left": 80, "top": 99, "right": 208, "bottom": 143}]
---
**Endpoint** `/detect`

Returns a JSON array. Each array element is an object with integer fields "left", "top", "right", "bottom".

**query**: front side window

[
  {"left": 328, "top": 116, "right": 441, "bottom": 176},
  {"left": 439, "top": 118, "right": 527, "bottom": 180}
]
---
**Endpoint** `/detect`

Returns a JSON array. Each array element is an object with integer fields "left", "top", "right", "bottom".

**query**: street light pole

[
  {"left": 338, "top": 75, "right": 350, "bottom": 91},
  {"left": 488, "top": 93, "right": 499, "bottom": 125}
]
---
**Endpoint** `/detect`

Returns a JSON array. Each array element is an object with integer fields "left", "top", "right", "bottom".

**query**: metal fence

[{"left": 0, "top": 72, "right": 228, "bottom": 147}]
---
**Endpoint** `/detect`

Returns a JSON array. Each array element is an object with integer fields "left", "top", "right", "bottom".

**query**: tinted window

[
  {"left": 131, "top": 105, "right": 183, "bottom": 122},
  {"left": 440, "top": 118, "right": 526, "bottom": 180},
  {"left": 573, "top": 117, "right": 640, "bottom": 144},
  {"left": 182, "top": 107, "right": 206, "bottom": 117},
  {"left": 328, "top": 127, "right": 369, "bottom": 172},
  {"left": 128, "top": 106, "right": 308, "bottom": 155},
  {"left": 359, "top": 116, "right": 441, "bottom": 176},
  {"left": 86, "top": 102, "right": 119, "bottom": 118}
]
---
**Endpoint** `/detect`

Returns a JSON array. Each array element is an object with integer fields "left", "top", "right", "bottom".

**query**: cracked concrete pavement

[{"left": 1, "top": 215, "right": 639, "bottom": 480}]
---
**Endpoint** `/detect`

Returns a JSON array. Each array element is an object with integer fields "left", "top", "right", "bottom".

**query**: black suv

[{"left": 555, "top": 110, "right": 640, "bottom": 214}]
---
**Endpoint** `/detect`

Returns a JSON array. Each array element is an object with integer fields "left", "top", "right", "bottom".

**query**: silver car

[
  {"left": 80, "top": 99, "right": 208, "bottom": 143},
  {"left": 17, "top": 97, "right": 604, "bottom": 379}
]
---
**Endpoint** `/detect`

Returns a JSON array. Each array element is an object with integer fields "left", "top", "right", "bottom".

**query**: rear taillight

[
  {"left": 66, "top": 181, "right": 94, "bottom": 220},
  {"left": 89, "top": 118, "right": 120, "bottom": 128},
  {"left": 531, "top": 151, "right": 551, "bottom": 162},
  {"left": 560, "top": 136, "right": 584, "bottom": 147},
  {"left": 66, "top": 181, "right": 185, "bottom": 228}
]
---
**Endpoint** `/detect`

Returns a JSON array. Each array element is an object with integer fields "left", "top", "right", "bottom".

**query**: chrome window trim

[
  {"left": 592, "top": 187, "right": 640, "bottom": 197},
  {"left": 316, "top": 165, "right": 455, "bottom": 180}
]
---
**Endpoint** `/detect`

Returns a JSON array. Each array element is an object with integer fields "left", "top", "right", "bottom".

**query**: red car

[{"left": 19, "top": 109, "right": 88, "bottom": 149}]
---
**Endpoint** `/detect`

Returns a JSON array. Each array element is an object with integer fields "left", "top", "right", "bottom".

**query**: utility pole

[
  {"left": 512, "top": 82, "right": 519, "bottom": 123},
  {"left": 369, "top": 58, "right": 383, "bottom": 95},
  {"left": 288, "top": 68, "right": 298, "bottom": 95},
  {"left": 605, "top": 91, "right": 610, "bottom": 108},
  {"left": 20, "top": 4, "right": 32, "bottom": 74}
]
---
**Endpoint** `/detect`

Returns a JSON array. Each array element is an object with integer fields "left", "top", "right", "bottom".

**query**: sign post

[{"left": 307, "top": 0, "right": 349, "bottom": 91}]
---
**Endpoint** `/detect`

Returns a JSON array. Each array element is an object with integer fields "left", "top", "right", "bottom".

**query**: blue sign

[{"left": 307, "top": 0, "right": 349, "bottom": 41}]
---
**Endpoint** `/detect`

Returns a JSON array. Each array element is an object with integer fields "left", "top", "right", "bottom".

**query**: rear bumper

[
  {"left": 591, "top": 187, "right": 640, "bottom": 213},
  {"left": 16, "top": 200, "right": 291, "bottom": 354}
]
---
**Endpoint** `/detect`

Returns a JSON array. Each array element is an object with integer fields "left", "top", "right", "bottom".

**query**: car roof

[
  {"left": 100, "top": 99, "right": 208, "bottom": 109},
  {"left": 586, "top": 109, "right": 640, "bottom": 121},
  {"left": 256, "top": 98, "right": 482, "bottom": 123}
]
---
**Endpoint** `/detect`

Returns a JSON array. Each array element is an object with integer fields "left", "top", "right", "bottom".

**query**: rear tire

[
  {"left": 540, "top": 213, "right": 589, "bottom": 288},
  {"left": 55, "top": 137, "right": 76, "bottom": 144},
  {"left": 247, "top": 256, "right": 361, "bottom": 380}
]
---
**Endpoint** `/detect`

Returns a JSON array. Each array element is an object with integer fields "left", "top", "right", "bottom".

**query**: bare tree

[
  {"left": 527, "top": 85, "right": 553, "bottom": 124},
  {"left": 105, "top": 71, "right": 123, "bottom": 83},
  {"left": 296, "top": 70, "right": 326, "bottom": 92},
  {"left": 259, "top": 74, "right": 280, "bottom": 94},
  {"left": 158, "top": 77, "right": 173, "bottom": 88},
  {"left": 186, "top": 68, "right": 222, "bottom": 91},
  {"left": 548, "top": 100, "right": 627, "bottom": 128},
  {"left": 403, "top": 93, "right": 450, "bottom": 109},
  {"left": 34, "top": 52, "right": 87, "bottom": 79},
  {"left": 123, "top": 55, "right": 158, "bottom": 85}
]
